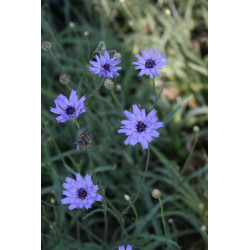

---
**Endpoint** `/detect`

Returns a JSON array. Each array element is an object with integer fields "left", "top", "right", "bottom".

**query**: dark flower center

[
  {"left": 103, "top": 63, "right": 110, "bottom": 71},
  {"left": 145, "top": 59, "right": 156, "bottom": 69},
  {"left": 77, "top": 188, "right": 88, "bottom": 200},
  {"left": 66, "top": 106, "right": 75, "bottom": 115},
  {"left": 136, "top": 121, "right": 147, "bottom": 133}
]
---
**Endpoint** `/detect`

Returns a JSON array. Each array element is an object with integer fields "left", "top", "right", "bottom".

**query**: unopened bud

[
  {"left": 120, "top": 0, "right": 125, "bottom": 3},
  {"left": 69, "top": 22, "right": 75, "bottom": 29},
  {"left": 50, "top": 198, "right": 55, "bottom": 204},
  {"left": 200, "top": 225, "right": 206, "bottom": 232},
  {"left": 104, "top": 79, "right": 114, "bottom": 90},
  {"left": 152, "top": 189, "right": 161, "bottom": 199},
  {"left": 116, "top": 84, "right": 122, "bottom": 91},
  {"left": 193, "top": 125, "right": 200, "bottom": 133},
  {"left": 75, "top": 129, "right": 92, "bottom": 151},
  {"left": 168, "top": 218, "right": 174, "bottom": 223},
  {"left": 59, "top": 74, "right": 71, "bottom": 85},
  {"left": 49, "top": 225, "right": 53, "bottom": 229},
  {"left": 114, "top": 52, "right": 121, "bottom": 60},
  {"left": 128, "top": 20, "right": 134, "bottom": 28},
  {"left": 42, "top": 41, "right": 52, "bottom": 52},
  {"left": 124, "top": 194, "right": 131, "bottom": 201},
  {"left": 84, "top": 31, "right": 89, "bottom": 37},
  {"left": 165, "top": 9, "right": 171, "bottom": 16}
]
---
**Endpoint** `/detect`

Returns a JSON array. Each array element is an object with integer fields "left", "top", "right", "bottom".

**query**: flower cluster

[
  {"left": 118, "top": 104, "right": 164, "bottom": 150},
  {"left": 50, "top": 90, "right": 86, "bottom": 123},
  {"left": 61, "top": 173, "right": 102, "bottom": 210}
]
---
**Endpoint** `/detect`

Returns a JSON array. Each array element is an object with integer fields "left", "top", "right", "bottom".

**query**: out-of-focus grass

[{"left": 42, "top": 0, "right": 208, "bottom": 249}]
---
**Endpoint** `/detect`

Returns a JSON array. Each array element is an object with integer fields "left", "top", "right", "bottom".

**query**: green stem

[
  {"left": 122, "top": 146, "right": 150, "bottom": 215},
  {"left": 88, "top": 78, "right": 104, "bottom": 98},
  {"left": 181, "top": 132, "right": 199, "bottom": 174},
  {"left": 159, "top": 197, "right": 169, "bottom": 250},
  {"left": 111, "top": 89, "right": 123, "bottom": 111},
  {"left": 72, "top": 118, "right": 81, "bottom": 131},
  {"left": 153, "top": 80, "right": 166, "bottom": 108},
  {"left": 152, "top": 78, "right": 157, "bottom": 106},
  {"left": 87, "top": 152, "right": 96, "bottom": 183}
]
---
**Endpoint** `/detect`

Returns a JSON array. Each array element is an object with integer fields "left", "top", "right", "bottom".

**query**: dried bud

[
  {"left": 120, "top": 0, "right": 125, "bottom": 3},
  {"left": 168, "top": 218, "right": 174, "bottom": 223},
  {"left": 193, "top": 125, "right": 200, "bottom": 133},
  {"left": 42, "top": 41, "right": 52, "bottom": 52},
  {"left": 124, "top": 194, "right": 131, "bottom": 201},
  {"left": 50, "top": 198, "right": 55, "bottom": 204},
  {"left": 200, "top": 225, "right": 206, "bottom": 232},
  {"left": 59, "top": 74, "right": 71, "bottom": 85},
  {"left": 152, "top": 189, "right": 161, "bottom": 199},
  {"left": 75, "top": 129, "right": 92, "bottom": 151},
  {"left": 165, "top": 9, "right": 172, "bottom": 16},
  {"left": 114, "top": 52, "right": 121, "bottom": 60},
  {"left": 69, "top": 22, "right": 75, "bottom": 29},
  {"left": 104, "top": 79, "right": 114, "bottom": 90},
  {"left": 116, "top": 84, "right": 122, "bottom": 91},
  {"left": 84, "top": 31, "right": 90, "bottom": 37},
  {"left": 128, "top": 20, "right": 134, "bottom": 28}
]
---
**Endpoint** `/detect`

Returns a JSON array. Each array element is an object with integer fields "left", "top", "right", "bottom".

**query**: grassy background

[{"left": 41, "top": 0, "right": 208, "bottom": 249}]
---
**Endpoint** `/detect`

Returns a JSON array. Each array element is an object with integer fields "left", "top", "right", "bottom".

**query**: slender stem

[
  {"left": 88, "top": 78, "right": 104, "bottom": 98},
  {"left": 153, "top": 80, "right": 166, "bottom": 109},
  {"left": 182, "top": 132, "right": 199, "bottom": 174},
  {"left": 122, "top": 146, "right": 150, "bottom": 215},
  {"left": 158, "top": 197, "right": 169, "bottom": 250},
  {"left": 87, "top": 152, "right": 96, "bottom": 183},
  {"left": 111, "top": 89, "right": 123, "bottom": 111},
  {"left": 152, "top": 78, "right": 157, "bottom": 106},
  {"left": 72, "top": 118, "right": 81, "bottom": 131}
]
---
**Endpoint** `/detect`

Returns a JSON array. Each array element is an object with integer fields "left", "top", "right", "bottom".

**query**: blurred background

[{"left": 42, "top": 0, "right": 208, "bottom": 249}]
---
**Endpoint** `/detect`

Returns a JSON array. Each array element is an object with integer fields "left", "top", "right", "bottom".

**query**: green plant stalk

[
  {"left": 87, "top": 152, "right": 96, "bottom": 183},
  {"left": 153, "top": 80, "right": 166, "bottom": 108},
  {"left": 88, "top": 78, "right": 104, "bottom": 98},
  {"left": 122, "top": 146, "right": 151, "bottom": 215},
  {"left": 182, "top": 132, "right": 199, "bottom": 174},
  {"left": 158, "top": 197, "right": 169, "bottom": 250},
  {"left": 152, "top": 78, "right": 157, "bottom": 106},
  {"left": 111, "top": 89, "right": 123, "bottom": 111}
]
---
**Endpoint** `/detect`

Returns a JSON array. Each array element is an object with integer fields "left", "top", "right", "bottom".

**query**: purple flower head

[
  {"left": 118, "top": 105, "right": 164, "bottom": 150},
  {"left": 119, "top": 245, "right": 132, "bottom": 250},
  {"left": 61, "top": 173, "right": 102, "bottom": 210},
  {"left": 50, "top": 90, "right": 86, "bottom": 123},
  {"left": 132, "top": 47, "right": 167, "bottom": 79},
  {"left": 89, "top": 50, "right": 122, "bottom": 79}
]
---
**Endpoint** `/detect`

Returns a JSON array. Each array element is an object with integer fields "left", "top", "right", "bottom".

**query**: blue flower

[
  {"left": 118, "top": 105, "right": 164, "bottom": 150},
  {"left": 119, "top": 245, "right": 132, "bottom": 250},
  {"left": 132, "top": 47, "right": 167, "bottom": 78},
  {"left": 89, "top": 50, "right": 122, "bottom": 79},
  {"left": 50, "top": 90, "right": 86, "bottom": 123},
  {"left": 61, "top": 173, "right": 102, "bottom": 210}
]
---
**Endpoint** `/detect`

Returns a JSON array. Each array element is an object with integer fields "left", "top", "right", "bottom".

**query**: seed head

[
  {"left": 168, "top": 218, "right": 174, "bottom": 223},
  {"left": 84, "top": 31, "right": 90, "bottom": 37},
  {"left": 200, "top": 225, "right": 207, "bottom": 232},
  {"left": 59, "top": 74, "right": 71, "bottom": 85},
  {"left": 116, "top": 84, "right": 122, "bottom": 91},
  {"left": 75, "top": 129, "right": 92, "bottom": 151},
  {"left": 50, "top": 198, "right": 55, "bottom": 204},
  {"left": 104, "top": 79, "right": 114, "bottom": 90},
  {"left": 124, "top": 194, "right": 131, "bottom": 201},
  {"left": 165, "top": 9, "right": 172, "bottom": 16},
  {"left": 128, "top": 20, "right": 134, "bottom": 28},
  {"left": 152, "top": 189, "right": 161, "bottom": 199},
  {"left": 42, "top": 41, "right": 52, "bottom": 52},
  {"left": 114, "top": 52, "right": 122, "bottom": 60}
]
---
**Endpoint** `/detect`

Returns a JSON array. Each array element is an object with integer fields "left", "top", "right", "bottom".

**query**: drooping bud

[
  {"left": 114, "top": 52, "right": 121, "bottom": 60},
  {"left": 124, "top": 194, "right": 131, "bottom": 201}
]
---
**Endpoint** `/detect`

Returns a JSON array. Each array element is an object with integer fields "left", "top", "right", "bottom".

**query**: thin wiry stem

[
  {"left": 87, "top": 152, "right": 96, "bottom": 183},
  {"left": 159, "top": 197, "right": 169, "bottom": 250},
  {"left": 111, "top": 89, "right": 124, "bottom": 111},
  {"left": 122, "top": 146, "right": 150, "bottom": 215},
  {"left": 88, "top": 78, "right": 104, "bottom": 98}
]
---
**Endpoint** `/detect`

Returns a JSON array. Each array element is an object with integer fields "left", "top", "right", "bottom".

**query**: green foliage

[{"left": 42, "top": 0, "right": 208, "bottom": 249}]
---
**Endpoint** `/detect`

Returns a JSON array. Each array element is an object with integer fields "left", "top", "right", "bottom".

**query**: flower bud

[
  {"left": 165, "top": 9, "right": 171, "bottom": 16},
  {"left": 42, "top": 41, "right": 52, "bottom": 52},
  {"left": 84, "top": 31, "right": 90, "bottom": 37},
  {"left": 75, "top": 129, "right": 92, "bottom": 151},
  {"left": 124, "top": 194, "right": 131, "bottom": 201},
  {"left": 152, "top": 189, "right": 161, "bottom": 199},
  {"left": 69, "top": 22, "right": 75, "bottom": 29},
  {"left": 114, "top": 52, "right": 121, "bottom": 60},
  {"left": 193, "top": 125, "right": 200, "bottom": 133},
  {"left": 116, "top": 84, "right": 122, "bottom": 91},
  {"left": 168, "top": 218, "right": 174, "bottom": 223},
  {"left": 50, "top": 198, "right": 55, "bottom": 204},
  {"left": 200, "top": 225, "right": 206, "bottom": 232},
  {"left": 104, "top": 79, "right": 114, "bottom": 90},
  {"left": 59, "top": 74, "right": 71, "bottom": 85}
]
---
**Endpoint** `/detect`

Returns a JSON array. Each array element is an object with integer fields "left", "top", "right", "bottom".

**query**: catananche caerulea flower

[
  {"left": 61, "top": 173, "right": 102, "bottom": 210},
  {"left": 119, "top": 245, "right": 132, "bottom": 250},
  {"left": 132, "top": 47, "right": 167, "bottom": 79},
  {"left": 118, "top": 104, "right": 164, "bottom": 150},
  {"left": 50, "top": 90, "right": 86, "bottom": 123},
  {"left": 89, "top": 50, "right": 122, "bottom": 79}
]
